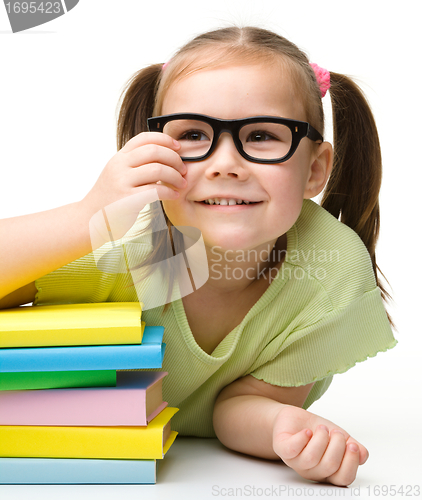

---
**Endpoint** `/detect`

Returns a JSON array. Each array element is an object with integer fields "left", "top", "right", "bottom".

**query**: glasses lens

[
  {"left": 240, "top": 122, "right": 292, "bottom": 161},
  {"left": 163, "top": 119, "right": 214, "bottom": 159}
]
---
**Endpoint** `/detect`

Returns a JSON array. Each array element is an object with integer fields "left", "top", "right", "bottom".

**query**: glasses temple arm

[{"left": 307, "top": 124, "right": 324, "bottom": 142}]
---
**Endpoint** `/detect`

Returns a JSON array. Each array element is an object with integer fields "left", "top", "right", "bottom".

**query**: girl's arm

[
  {"left": 0, "top": 133, "right": 185, "bottom": 303},
  {"left": 0, "top": 202, "right": 96, "bottom": 302},
  {"left": 213, "top": 376, "right": 368, "bottom": 487}
]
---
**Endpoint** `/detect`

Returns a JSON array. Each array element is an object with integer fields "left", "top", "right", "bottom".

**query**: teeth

[{"left": 202, "top": 198, "right": 255, "bottom": 205}]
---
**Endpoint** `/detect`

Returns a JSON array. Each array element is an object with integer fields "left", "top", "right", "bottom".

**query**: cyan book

[{"left": 0, "top": 326, "right": 165, "bottom": 372}]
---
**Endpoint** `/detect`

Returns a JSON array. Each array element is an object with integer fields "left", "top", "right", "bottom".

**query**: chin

[{"left": 203, "top": 234, "right": 269, "bottom": 254}]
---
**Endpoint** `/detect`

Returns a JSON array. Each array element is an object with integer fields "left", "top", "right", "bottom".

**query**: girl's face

[{"left": 161, "top": 63, "right": 323, "bottom": 254}]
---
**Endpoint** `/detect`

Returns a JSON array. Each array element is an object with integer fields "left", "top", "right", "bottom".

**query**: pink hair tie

[
  {"left": 310, "top": 63, "right": 330, "bottom": 98},
  {"left": 162, "top": 61, "right": 169, "bottom": 71}
]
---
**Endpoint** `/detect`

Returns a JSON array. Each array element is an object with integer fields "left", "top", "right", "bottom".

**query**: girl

[{"left": 0, "top": 26, "right": 397, "bottom": 486}]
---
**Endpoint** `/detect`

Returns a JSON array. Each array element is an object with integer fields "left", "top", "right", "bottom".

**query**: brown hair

[
  {"left": 116, "top": 26, "right": 393, "bottom": 323},
  {"left": 321, "top": 72, "right": 393, "bottom": 325}
]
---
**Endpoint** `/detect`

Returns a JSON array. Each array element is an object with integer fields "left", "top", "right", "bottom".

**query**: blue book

[
  {"left": 0, "top": 326, "right": 165, "bottom": 372},
  {"left": 0, "top": 457, "right": 157, "bottom": 484}
]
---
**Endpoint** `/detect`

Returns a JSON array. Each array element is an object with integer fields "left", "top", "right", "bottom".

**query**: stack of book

[{"left": 0, "top": 302, "right": 178, "bottom": 484}]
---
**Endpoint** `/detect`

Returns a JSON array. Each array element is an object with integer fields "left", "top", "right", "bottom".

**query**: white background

[{"left": 0, "top": 0, "right": 421, "bottom": 497}]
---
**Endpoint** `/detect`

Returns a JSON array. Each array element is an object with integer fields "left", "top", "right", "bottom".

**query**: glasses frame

[{"left": 147, "top": 113, "right": 323, "bottom": 164}]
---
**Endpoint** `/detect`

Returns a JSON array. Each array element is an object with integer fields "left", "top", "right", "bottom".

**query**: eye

[
  {"left": 246, "top": 130, "right": 278, "bottom": 142},
  {"left": 179, "top": 130, "right": 210, "bottom": 141},
  {"left": 241, "top": 123, "right": 291, "bottom": 145}
]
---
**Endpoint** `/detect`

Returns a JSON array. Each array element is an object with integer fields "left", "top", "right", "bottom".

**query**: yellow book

[
  {"left": 0, "top": 302, "right": 144, "bottom": 348},
  {"left": 0, "top": 407, "right": 178, "bottom": 460}
]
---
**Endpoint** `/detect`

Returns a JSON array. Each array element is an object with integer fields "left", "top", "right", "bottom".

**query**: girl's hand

[
  {"left": 81, "top": 132, "right": 186, "bottom": 244},
  {"left": 81, "top": 132, "right": 186, "bottom": 217},
  {"left": 273, "top": 405, "right": 368, "bottom": 486}
]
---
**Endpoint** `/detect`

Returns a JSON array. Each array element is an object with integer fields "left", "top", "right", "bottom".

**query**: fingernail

[
  {"left": 348, "top": 443, "right": 359, "bottom": 453},
  {"left": 319, "top": 425, "right": 329, "bottom": 433},
  {"left": 173, "top": 139, "right": 180, "bottom": 148}
]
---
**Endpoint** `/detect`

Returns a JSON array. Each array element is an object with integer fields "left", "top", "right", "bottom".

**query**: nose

[{"left": 204, "top": 132, "right": 249, "bottom": 179}]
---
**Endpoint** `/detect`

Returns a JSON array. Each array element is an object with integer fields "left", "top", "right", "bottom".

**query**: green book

[{"left": 0, "top": 370, "right": 117, "bottom": 391}]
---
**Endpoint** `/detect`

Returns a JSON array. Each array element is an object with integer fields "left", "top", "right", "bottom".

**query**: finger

[
  {"left": 360, "top": 447, "right": 369, "bottom": 465},
  {"left": 121, "top": 132, "right": 180, "bottom": 154},
  {"left": 311, "top": 429, "right": 347, "bottom": 480},
  {"left": 326, "top": 441, "right": 361, "bottom": 487},
  {"left": 274, "top": 429, "right": 313, "bottom": 461},
  {"left": 346, "top": 437, "right": 369, "bottom": 465},
  {"left": 294, "top": 425, "right": 330, "bottom": 470},
  {"left": 124, "top": 143, "right": 186, "bottom": 174},
  {"left": 128, "top": 163, "right": 187, "bottom": 191},
  {"left": 132, "top": 183, "right": 181, "bottom": 201}
]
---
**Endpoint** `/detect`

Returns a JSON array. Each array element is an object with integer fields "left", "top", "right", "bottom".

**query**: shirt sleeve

[
  {"left": 34, "top": 251, "right": 121, "bottom": 305},
  {"left": 34, "top": 214, "right": 154, "bottom": 305},
  {"left": 249, "top": 286, "right": 397, "bottom": 407},
  {"left": 33, "top": 243, "right": 147, "bottom": 305}
]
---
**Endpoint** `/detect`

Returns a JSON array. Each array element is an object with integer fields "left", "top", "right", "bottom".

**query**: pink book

[{"left": 0, "top": 371, "right": 168, "bottom": 426}]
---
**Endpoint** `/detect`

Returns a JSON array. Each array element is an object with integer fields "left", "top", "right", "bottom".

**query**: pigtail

[
  {"left": 321, "top": 72, "right": 394, "bottom": 325},
  {"left": 116, "top": 63, "right": 164, "bottom": 150}
]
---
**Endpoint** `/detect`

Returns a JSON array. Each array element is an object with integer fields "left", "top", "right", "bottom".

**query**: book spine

[
  {"left": 0, "top": 302, "right": 144, "bottom": 348},
  {"left": 0, "top": 327, "right": 165, "bottom": 372},
  {"left": 0, "top": 457, "right": 156, "bottom": 484},
  {"left": 0, "top": 371, "right": 168, "bottom": 425},
  {"left": 0, "top": 388, "right": 148, "bottom": 426},
  {"left": 0, "top": 408, "right": 178, "bottom": 460},
  {"left": 0, "top": 325, "right": 144, "bottom": 348},
  {"left": 0, "top": 389, "right": 168, "bottom": 426}
]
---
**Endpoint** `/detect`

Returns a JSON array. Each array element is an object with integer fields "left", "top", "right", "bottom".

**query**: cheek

[
  {"left": 267, "top": 168, "right": 307, "bottom": 200},
  {"left": 265, "top": 166, "right": 310, "bottom": 230},
  {"left": 271, "top": 147, "right": 313, "bottom": 197}
]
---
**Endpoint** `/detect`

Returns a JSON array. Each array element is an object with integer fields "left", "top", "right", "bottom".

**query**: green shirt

[{"left": 35, "top": 199, "right": 397, "bottom": 437}]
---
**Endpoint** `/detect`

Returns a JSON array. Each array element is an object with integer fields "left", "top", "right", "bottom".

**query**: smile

[{"left": 199, "top": 198, "right": 261, "bottom": 206}]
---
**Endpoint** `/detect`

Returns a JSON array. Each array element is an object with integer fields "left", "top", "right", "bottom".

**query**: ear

[{"left": 303, "top": 141, "right": 333, "bottom": 199}]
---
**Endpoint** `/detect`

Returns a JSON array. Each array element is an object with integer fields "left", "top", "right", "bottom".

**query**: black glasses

[{"left": 147, "top": 113, "right": 323, "bottom": 164}]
